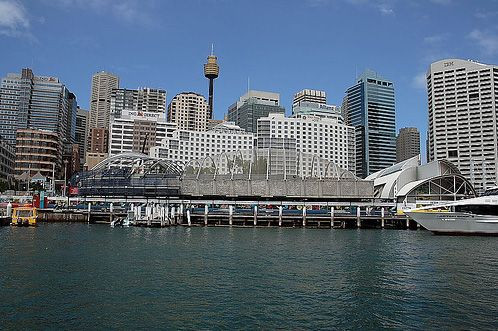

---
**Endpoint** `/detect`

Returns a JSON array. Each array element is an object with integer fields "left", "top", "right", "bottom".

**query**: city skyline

[{"left": 2, "top": 0, "right": 498, "bottom": 160}]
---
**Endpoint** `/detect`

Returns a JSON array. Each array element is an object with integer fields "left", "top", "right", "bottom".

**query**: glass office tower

[{"left": 344, "top": 70, "right": 396, "bottom": 178}]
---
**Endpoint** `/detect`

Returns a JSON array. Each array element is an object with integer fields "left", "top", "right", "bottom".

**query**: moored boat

[
  {"left": 405, "top": 195, "right": 498, "bottom": 235},
  {"left": 11, "top": 207, "right": 38, "bottom": 227}
]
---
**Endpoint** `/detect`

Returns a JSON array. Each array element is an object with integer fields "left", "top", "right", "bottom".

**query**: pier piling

[
  {"left": 278, "top": 206, "right": 283, "bottom": 227},
  {"left": 302, "top": 207, "right": 306, "bottom": 227},
  {"left": 204, "top": 205, "right": 208, "bottom": 226}
]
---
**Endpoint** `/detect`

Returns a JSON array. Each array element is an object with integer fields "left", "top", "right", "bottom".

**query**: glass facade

[
  {"left": 344, "top": 70, "right": 396, "bottom": 178},
  {"left": 227, "top": 98, "right": 285, "bottom": 133}
]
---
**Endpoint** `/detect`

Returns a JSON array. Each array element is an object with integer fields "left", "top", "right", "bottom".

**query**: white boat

[{"left": 405, "top": 194, "right": 498, "bottom": 235}]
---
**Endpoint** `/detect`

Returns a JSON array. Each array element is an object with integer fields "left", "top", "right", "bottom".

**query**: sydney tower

[{"left": 203, "top": 46, "right": 219, "bottom": 119}]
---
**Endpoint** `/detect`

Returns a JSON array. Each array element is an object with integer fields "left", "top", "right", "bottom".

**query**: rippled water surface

[{"left": 1, "top": 224, "right": 497, "bottom": 329}]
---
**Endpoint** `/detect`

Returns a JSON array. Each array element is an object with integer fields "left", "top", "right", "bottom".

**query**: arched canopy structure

[
  {"left": 181, "top": 148, "right": 360, "bottom": 180},
  {"left": 369, "top": 155, "right": 476, "bottom": 202},
  {"left": 91, "top": 152, "right": 184, "bottom": 176}
]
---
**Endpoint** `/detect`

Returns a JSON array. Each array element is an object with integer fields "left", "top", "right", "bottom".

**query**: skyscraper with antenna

[{"left": 204, "top": 44, "right": 219, "bottom": 119}]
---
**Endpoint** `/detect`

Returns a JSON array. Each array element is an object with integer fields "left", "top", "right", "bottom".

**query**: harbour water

[{"left": 1, "top": 224, "right": 497, "bottom": 329}]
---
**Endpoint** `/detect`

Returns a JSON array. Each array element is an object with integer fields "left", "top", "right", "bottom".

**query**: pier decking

[{"left": 34, "top": 204, "right": 418, "bottom": 230}]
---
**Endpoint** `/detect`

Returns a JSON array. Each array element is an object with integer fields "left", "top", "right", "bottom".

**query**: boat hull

[{"left": 405, "top": 211, "right": 498, "bottom": 235}]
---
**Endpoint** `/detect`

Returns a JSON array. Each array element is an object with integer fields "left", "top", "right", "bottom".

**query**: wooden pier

[{"left": 35, "top": 204, "right": 418, "bottom": 230}]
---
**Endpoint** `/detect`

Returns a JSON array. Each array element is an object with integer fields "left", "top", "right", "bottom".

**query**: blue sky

[{"left": 1, "top": 0, "right": 498, "bottom": 157}]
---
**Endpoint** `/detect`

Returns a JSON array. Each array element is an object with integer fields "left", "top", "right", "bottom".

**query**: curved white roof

[{"left": 372, "top": 156, "right": 470, "bottom": 199}]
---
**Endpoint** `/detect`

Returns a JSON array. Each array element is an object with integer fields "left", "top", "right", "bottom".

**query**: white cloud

[
  {"left": 378, "top": 4, "right": 394, "bottom": 15},
  {"left": 0, "top": 0, "right": 30, "bottom": 37},
  {"left": 412, "top": 72, "right": 427, "bottom": 89},
  {"left": 468, "top": 29, "right": 498, "bottom": 56}
]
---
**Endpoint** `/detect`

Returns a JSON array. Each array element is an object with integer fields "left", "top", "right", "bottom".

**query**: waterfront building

[
  {"left": 167, "top": 92, "right": 209, "bottom": 131},
  {"left": 0, "top": 68, "right": 77, "bottom": 147},
  {"left": 343, "top": 70, "right": 396, "bottom": 178},
  {"left": 427, "top": 59, "right": 498, "bottom": 191},
  {"left": 0, "top": 68, "right": 78, "bottom": 177},
  {"left": 15, "top": 129, "right": 59, "bottom": 178},
  {"left": 110, "top": 87, "right": 166, "bottom": 119},
  {"left": 0, "top": 138, "right": 15, "bottom": 182},
  {"left": 227, "top": 90, "right": 285, "bottom": 133},
  {"left": 109, "top": 110, "right": 176, "bottom": 156},
  {"left": 87, "top": 71, "right": 119, "bottom": 166},
  {"left": 204, "top": 49, "right": 219, "bottom": 119},
  {"left": 366, "top": 155, "right": 475, "bottom": 212},
  {"left": 256, "top": 113, "right": 355, "bottom": 174},
  {"left": 150, "top": 122, "right": 254, "bottom": 173},
  {"left": 292, "top": 89, "right": 326, "bottom": 113},
  {"left": 292, "top": 101, "right": 342, "bottom": 119},
  {"left": 396, "top": 127, "right": 420, "bottom": 162},
  {"left": 75, "top": 107, "right": 88, "bottom": 166}
]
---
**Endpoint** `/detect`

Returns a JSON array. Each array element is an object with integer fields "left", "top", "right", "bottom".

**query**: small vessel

[
  {"left": 405, "top": 194, "right": 498, "bottom": 235},
  {"left": 11, "top": 207, "right": 38, "bottom": 227}
]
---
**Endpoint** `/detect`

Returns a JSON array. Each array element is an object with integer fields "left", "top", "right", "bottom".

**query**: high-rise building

[
  {"left": 343, "top": 70, "right": 396, "bottom": 178},
  {"left": 86, "top": 71, "right": 119, "bottom": 167},
  {"left": 109, "top": 110, "right": 176, "bottom": 156},
  {"left": 257, "top": 113, "right": 355, "bottom": 174},
  {"left": 204, "top": 47, "right": 219, "bottom": 119},
  {"left": 0, "top": 68, "right": 77, "bottom": 147},
  {"left": 66, "top": 92, "right": 77, "bottom": 145},
  {"left": 396, "top": 127, "right": 420, "bottom": 162},
  {"left": 167, "top": 92, "right": 209, "bottom": 131},
  {"left": 0, "top": 68, "right": 78, "bottom": 178},
  {"left": 88, "top": 71, "right": 119, "bottom": 131},
  {"left": 227, "top": 90, "right": 285, "bottom": 133},
  {"left": 292, "top": 89, "right": 326, "bottom": 113},
  {"left": 427, "top": 59, "right": 498, "bottom": 191},
  {"left": 110, "top": 87, "right": 166, "bottom": 119},
  {"left": 75, "top": 107, "right": 88, "bottom": 165}
]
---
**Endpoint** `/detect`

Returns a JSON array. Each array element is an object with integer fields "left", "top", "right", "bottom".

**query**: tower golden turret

[{"left": 204, "top": 45, "right": 219, "bottom": 119}]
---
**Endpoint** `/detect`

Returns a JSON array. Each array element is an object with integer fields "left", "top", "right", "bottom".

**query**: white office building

[
  {"left": 108, "top": 110, "right": 176, "bottom": 156},
  {"left": 150, "top": 122, "right": 254, "bottom": 172},
  {"left": 427, "top": 59, "right": 498, "bottom": 191},
  {"left": 256, "top": 113, "right": 355, "bottom": 175}
]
